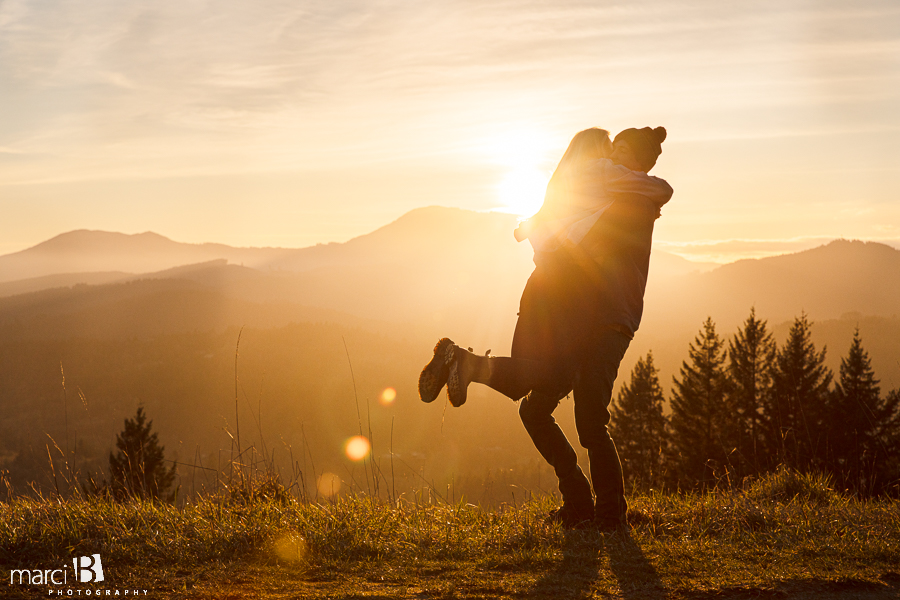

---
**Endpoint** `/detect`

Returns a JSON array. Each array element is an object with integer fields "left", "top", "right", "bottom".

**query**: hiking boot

[
  {"left": 446, "top": 346, "right": 490, "bottom": 407},
  {"left": 545, "top": 503, "right": 594, "bottom": 529},
  {"left": 418, "top": 338, "right": 456, "bottom": 403}
]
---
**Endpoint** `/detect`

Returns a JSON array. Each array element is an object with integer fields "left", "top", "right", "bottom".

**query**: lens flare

[
  {"left": 380, "top": 387, "right": 397, "bottom": 405},
  {"left": 317, "top": 472, "right": 341, "bottom": 497},
  {"left": 272, "top": 532, "right": 307, "bottom": 563},
  {"left": 345, "top": 435, "right": 371, "bottom": 461}
]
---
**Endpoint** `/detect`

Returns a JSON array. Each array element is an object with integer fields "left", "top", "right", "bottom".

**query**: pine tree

[
  {"left": 726, "top": 308, "right": 776, "bottom": 479},
  {"left": 609, "top": 352, "right": 669, "bottom": 491},
  {"left": 829, "top": 329, "right": 899, "bottom": 495},
  {"left": 877, "top": 388, "right": 900, "bottom": 495},
  {"left": 108, "top": 406, "right": 177, "bottom": 501},
  {"left": 668, "top": 317, "right": 731, "bottom": 489},
  {"left": 766, "top": 313, "right": 832, "bottom": 473}
]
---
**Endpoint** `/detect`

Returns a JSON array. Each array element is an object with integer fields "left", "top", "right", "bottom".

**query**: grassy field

[{"left": 2, "top": 470, "right": 899, "bottom": 599}]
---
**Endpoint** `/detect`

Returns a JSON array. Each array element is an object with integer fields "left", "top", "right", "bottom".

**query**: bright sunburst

[
  {"left": 478, "top": 128, "right": 555, "bottom": 217},
  {"left": 497, "top": 167, "right": 550, "bottom": 217}
]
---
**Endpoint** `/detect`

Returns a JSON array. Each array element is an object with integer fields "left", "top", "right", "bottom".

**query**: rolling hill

[
  {"left": 1, "top": 208, "right": 899, "bottom": 500},
  {"left": 644, "top": 239, "right": 900, "bottom": 329}
]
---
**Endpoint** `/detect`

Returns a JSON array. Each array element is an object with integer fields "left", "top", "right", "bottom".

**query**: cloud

[
  {"left": 1, "top": 0, "right": 898, "bottom": 253},
  {"left": 1, "top": 0, "right": 898, "bottom": 182}
]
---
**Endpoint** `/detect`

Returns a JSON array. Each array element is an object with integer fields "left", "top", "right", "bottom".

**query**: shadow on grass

[
  {"left": 681, "top": 572, "right": 900, "bottom": 600},
  {"left": 527, "top": 528, "right": 664, "bottom": 599},
  {"left": 606, "top": 529, "right": 665, "bottom": 600}
]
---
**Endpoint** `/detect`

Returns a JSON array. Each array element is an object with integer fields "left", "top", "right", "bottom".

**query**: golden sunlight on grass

[
  {"left": 2, "top": 479, "right": 897, "bottom": 599},
  {"left": 271, "top": 531, "right": 308, "bottom": 564},
  {"left": 316, "top": 472, "right": 342, "bottom": 497}
]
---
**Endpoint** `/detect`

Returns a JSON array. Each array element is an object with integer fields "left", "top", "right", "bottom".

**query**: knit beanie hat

[{"left": 613, "top": 126, "right": 667, "bottom": 171}]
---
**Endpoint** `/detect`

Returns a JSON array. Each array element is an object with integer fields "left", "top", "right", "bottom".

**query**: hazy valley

[{"left": 2, "top": 206, "right": 899, "bottom": 502}]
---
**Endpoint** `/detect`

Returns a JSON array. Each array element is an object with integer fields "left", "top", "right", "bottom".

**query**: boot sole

[
  {"left": 446, "top": 348, "right": 467, "bottom": 407},
  {"left": 418, "top": 338, "right": 455, "bottom": 403}
]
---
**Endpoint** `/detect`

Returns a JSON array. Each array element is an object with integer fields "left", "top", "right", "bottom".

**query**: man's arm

[{"left": 581, "top": 158, "right": 673, "bottom": 208}]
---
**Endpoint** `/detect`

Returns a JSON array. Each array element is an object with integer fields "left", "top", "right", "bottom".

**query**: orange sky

[{"left": 1, "top": 1, "right": 898, "bottom": 262}]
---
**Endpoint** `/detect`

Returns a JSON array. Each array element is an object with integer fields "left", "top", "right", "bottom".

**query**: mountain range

[
  {"left": 2, "top": 206, "right": 899, "bottom": 499},
  {"left": 2, "top": 206, "right": 897, "bottom": 350}
]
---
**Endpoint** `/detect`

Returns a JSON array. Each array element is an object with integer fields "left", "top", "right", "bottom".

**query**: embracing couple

[{"left": 419, "top": 126, "right": 673, "bottom": 530}]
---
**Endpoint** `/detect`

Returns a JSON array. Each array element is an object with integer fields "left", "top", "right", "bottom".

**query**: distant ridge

[
  {"left": 0, "top": 207, "right": 523, "bottom": 285},
  {"left": 644, "top": 238, "right": 900, "bottom": 331},
  {"left": 0, "top": 271, "right": 132, "bottom": 297},
  {"left": 2, "top": 222, "right": 900, "bottom": 445},
  {"left": 0, "top": 229, "right": 298, "bottom": 284},
  {"left": 30, "top": 230, "right": 177, "bottom": 253},
  {"left": 3, "top": 211, "right": 896, "bottom": 331}
]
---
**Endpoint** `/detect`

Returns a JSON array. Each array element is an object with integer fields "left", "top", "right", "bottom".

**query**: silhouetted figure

[{"left": 420, "top": 126, "right": 672, "bottom": 529}]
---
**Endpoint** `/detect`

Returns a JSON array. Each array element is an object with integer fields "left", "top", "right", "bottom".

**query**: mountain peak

[
  {"left": 819, "top": 238, "right": 899, "bottom": 255},
  {"left": 0, "top": 230, "right": 212, "bottom": 284},
  {"left": 344, "top": 206, "right": 519, "bottom": 250},
  {"left": 30, "top": 230, "right": 176, "bottom": 254},
  {"left": 769, "top": 238, "right": 900, "bottom": 267}
]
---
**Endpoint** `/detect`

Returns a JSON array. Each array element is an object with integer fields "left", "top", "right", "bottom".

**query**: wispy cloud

[
  {"left": 1, "top": 0, "right": 898, "bottom": 249},
  {"left": 2, "top": 0, "right": 897, "bottom": 181}
]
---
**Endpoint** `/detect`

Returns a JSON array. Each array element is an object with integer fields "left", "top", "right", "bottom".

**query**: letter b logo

[{"left": 73, "top": 554, "right": 104, "bottom": 583}]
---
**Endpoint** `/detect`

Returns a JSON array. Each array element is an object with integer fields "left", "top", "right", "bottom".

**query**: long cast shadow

[
  {"left": 528, "top": 530, "right": 603, "bottom": 600},
  {"left": 606, "top": 529, "right": 666, "bottom": 600},
  {"left": 527, "top": 527, "right": 665, "bottom": 599}
]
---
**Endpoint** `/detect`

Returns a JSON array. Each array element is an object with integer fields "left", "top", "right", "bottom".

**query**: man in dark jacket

[
  {"left": 515, "top": 126, "right": 670, "bottom": 529},
  {"left": 419, "top": 126, "right": 671, "bottom": 530}
]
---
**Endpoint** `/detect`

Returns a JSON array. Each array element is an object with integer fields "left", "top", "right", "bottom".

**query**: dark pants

[
  {"left": 483, "top": 254, "right": 631, "bottom": 521},
  {"left": 513, "top": 328, "right": 630, "bottom": 521}
]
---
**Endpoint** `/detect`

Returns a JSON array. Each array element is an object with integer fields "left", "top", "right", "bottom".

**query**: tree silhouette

[
  {"left": 668, "top": 317, "right": 731, "bottom": 488},
  {"left": 108, "top": 406, "right": 176, "bottom": 501},
  {"left": 609, "top": 352, "right": 669, "bottom": 491},
  {"left": 877, "top": 388, "right": 900, "bottom": 495},
  {"left": 766, "top": 313, "right": 832, "bottom": 472},
  {"left": 828, "top": 329, "right": 900, "bottom": 495},
  {"left": 726, "top": 308, "right": 776, "bottom": 479}
]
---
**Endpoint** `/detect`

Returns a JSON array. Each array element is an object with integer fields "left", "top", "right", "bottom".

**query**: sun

[
  {"left": 477, "top": 128, "right": 555, "bottom": 217},
  {"left": 497, "top": 167, "right": 550, "bottom": 217}
]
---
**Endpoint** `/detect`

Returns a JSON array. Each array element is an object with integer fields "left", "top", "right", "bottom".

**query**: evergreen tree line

[{"left": 609, "top": 309, "right": 900, "bottom": 496}]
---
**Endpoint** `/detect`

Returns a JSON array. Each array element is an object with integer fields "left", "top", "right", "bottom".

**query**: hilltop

[{"left": 2, "top": 472, "right": 898, "bottom": 599}]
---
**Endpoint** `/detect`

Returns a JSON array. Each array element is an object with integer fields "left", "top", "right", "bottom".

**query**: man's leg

[
  {"left": 484, "top": 355, "right": 569, "bottom": 401},
  {"left": 573, "top": 327, "right": 631, "bottom": 526},
  {"left": 445, "top": 346, "right": 574, "bottom": 405},
  {"left": 587, "top": 433, "right": 627, "bottom": 527},
  {"left": 519, "top": 390, "right": 593, "bottom": 519}
]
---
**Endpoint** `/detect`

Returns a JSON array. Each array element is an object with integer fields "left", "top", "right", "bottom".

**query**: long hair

[
  {"left": 541, "top": 128, "right": 611, "bottom": 218},
  {"left": 553, "top": 128, "right": 611, "bottom": 177}
]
